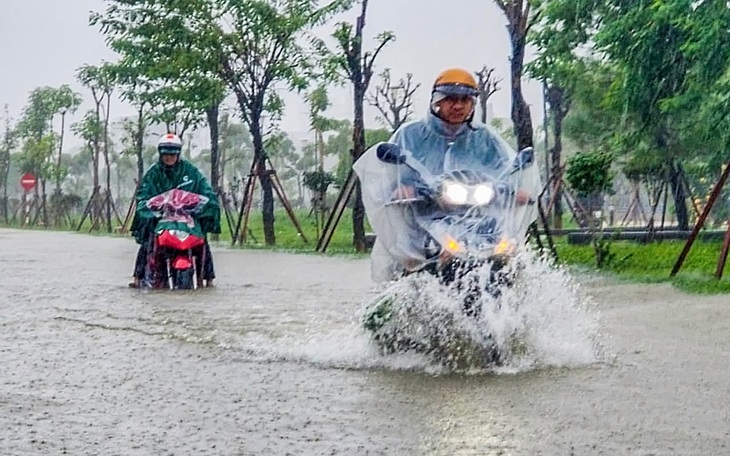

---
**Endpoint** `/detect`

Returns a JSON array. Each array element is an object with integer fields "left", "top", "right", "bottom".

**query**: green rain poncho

[{"left": 131, "top": 158, "right": 221, "bottom": 244}]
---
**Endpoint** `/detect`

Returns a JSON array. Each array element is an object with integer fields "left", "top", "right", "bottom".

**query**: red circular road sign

[{"left": 20, "top": 173, "right": 37, "bottom": 191}]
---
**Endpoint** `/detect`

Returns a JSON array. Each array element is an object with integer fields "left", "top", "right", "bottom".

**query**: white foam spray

[
  {"left": 225, "top": 252, "right": 603, "bottom": 375},
  {"left": 354, "top": 250, "right": 604, "bottom": 374}
]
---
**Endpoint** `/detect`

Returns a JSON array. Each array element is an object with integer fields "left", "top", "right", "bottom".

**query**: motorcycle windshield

[
  {"left": 353, "top": 140, "right": 542, "bottom": 282},
  {"left": 146, "top": 188, "right": 210, "bottom": 238}
]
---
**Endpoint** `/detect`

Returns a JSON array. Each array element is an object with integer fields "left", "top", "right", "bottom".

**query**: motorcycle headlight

[
  {"left": 443, "top": 183, "right": 468, "bottom": 205},
  {"left": 473, "top": 184, "right": 495, "bottom": 205}
]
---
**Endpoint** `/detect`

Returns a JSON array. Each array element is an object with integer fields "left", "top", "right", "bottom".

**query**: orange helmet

[{"left": 433, "top": 68, "right": 479, "bottom": 97}]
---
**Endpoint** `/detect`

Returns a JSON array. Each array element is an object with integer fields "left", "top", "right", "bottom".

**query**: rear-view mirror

[
  {"left": 376, "top": 143, "right": 406, "bottom": 165},
  {"left": 512, "top": 147, "right": 534, "bottom": 172}
]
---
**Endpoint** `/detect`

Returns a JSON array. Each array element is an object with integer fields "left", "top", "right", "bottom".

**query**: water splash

[
  {"left": 493, "top": 251, "right": 603, "bottom": 372},
  {"left": 149, "top": 251, "right": 602, "bottom": 375},
  {"left": 358, "top": 250, "right": 603, "bottom": 374}
]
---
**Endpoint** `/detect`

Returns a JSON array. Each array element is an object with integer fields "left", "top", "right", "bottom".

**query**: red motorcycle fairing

[
  {"left": 156, "top": 229, "right": 205, "bottom": 251},
  {"left": 172, "top": 255, "right": 193, "bottom": 270}
]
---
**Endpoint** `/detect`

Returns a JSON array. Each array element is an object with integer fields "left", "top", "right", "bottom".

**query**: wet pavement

[{"left": 0, "top": 228, "right": 728, "bottom": 455}]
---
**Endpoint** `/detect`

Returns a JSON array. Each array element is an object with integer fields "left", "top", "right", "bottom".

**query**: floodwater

[{"left": 0, "top": 228, "right": 728, "bottom": 455}]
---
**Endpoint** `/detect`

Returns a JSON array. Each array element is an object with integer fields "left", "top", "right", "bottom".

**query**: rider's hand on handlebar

[{"left": 515, "top": 189, "right": 532, "bottom": 205}]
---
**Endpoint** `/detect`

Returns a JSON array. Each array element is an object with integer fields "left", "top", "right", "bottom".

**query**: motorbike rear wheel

[{"left": 174, "top": 268, "right": 195, "bottom": 290}]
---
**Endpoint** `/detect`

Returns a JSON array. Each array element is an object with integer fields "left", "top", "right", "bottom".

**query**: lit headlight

[
  {"left": 473, "top": 184, "right": 495, "bottom": 205},
  {"left": 443, "top": 183, "right": 468, "bottom": 204}
]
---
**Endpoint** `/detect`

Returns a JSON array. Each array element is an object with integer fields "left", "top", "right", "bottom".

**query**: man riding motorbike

[
  {"left": 358, "top": 67, "right": 541, "bottom": 282},
  {"left": 129, "top": 133, "right": 221, "bottom": 288}
]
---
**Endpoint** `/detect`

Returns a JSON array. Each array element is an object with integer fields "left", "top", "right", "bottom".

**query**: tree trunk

[
  {"left": 219, "top": 114, "right": 229, "bottom": 189},
  {"left": 41, "top": 179, "right": 48, "bottom": 227},
  {"left": 655, "top": 126, "right": 689, "bottom": 230},
  {"left": 510, "top": 34, "right": 533, "bottom": 150},
  {"left": 135, "top": 106, "right": 145, "bottom": 184},
  {"left": 351, "top": 84, "right": 367, "bottom": 252},
  {"left": 479, "top": 94, "right": 488, "bottom": 125},
  {"left": 546, "top": 85, "right": 568, "bottom": 229},
  {"left": 207, "top": 103, "right": 221, "bottom": 241},
  {"left": 1, "top": 163, "right": 7, "bottom": 220},
  {"left": 502, "top": 3, "right": 534, "bottom": 150},
  {"left": 1, "top": 110, "right": 10, "bottom": 222},
  {"left": 91, "top": 136, "right": 101, "bottom": 227},
  {"left": 260, "top": 162, "right": 275, "bottom": 246},
  {"left": 55, "top": 111, "right": 66, "bottom": 195},
  {"left": 105, "top": 156, "right": 112, "bottom": 233},
  {"left": 1, "top": 181, "right": 7, "bottom": 222},
  {"left": 250, "top": 118, "right": 275, "bottom": 245},
  {"left": 104, "top": 95, "right": 113, "bottom": 233},
  {"left": 1, "top": 188, "right": 6, "bottom": 223},
  {"left": 207, "top": 104, "right": 220, "bottom": 193},
  {"left": 0, "top": 153, "right": 8, "bottom": 222},
  {"left": 670, "top": 161, "right": 689, "bottom": 230}
]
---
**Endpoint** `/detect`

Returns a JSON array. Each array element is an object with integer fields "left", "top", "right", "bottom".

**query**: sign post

[{"left": 19, "top": 173, "right": 37, "bottom": 225}]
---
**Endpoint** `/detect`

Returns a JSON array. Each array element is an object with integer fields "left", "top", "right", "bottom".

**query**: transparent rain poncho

[{"left": 354, "top": 116, "right": 542, "bottom": 282}]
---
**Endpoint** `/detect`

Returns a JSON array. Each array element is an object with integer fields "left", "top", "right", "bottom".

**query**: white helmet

[{"left": 157, "top": 133, "right": 183, "bottom": 154}]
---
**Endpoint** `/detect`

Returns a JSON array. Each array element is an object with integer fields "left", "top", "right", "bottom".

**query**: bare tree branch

[
  {"left": 367, "top": 69, "right": 420, "bottom": 132},
  {"left": 474, "top": 65, "right": 502, "bottom": 124}
]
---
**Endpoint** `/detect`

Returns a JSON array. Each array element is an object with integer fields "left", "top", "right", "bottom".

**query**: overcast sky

[{"left": 0, "top": 0, "right": 545, "bottom": 148}]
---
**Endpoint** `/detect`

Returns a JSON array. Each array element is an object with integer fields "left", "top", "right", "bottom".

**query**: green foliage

[
  {"left": 217, "top": 113, "right": 253, "bottom": 185},
  {"left": 17, "top": 86, "right": 81, "bottom": 140},
  {"left": 306, "top": 85, "right": 336, "bottom": 132},
  {"left": 94, "top": 0, "right": 355, "bottom": 245},
  {"left": 93, "top": 0, "right": 351, "bottom": 142},
  {"left": 315, "top": 119, "right": 391, "bottom": 186},
  {"left": 564, "top": 149, "right": 616, "bottom": 268},
  {"left": 14, "top": 86, "right": 82, "bottom": 182},
  {"left": 92, "top": 2, "right": 225, "bottom": 133},
  {"left": 565, "top": 150, "right": 614, "bottom": 197},
  {"left": 530, "top": 0, "right": 730, "bottom": 235},
  {"left": 72, "top": 111, "right": 103, "bottom": 145},
  {"left": 16, "top": 134, "right": 55, "bottom": 176},
  {"left": 365, "top": 128, "right": 391, "bottom": 147},
  {"left": 302, "top": 169, "right": 336, "bottom": 193},
  {"left": 265, "top": 130, "right": 302, "bottom": 186},
  {"left": 592, "top": 232, "right": 619, "bottom": 270},
  {"left": 561, "top": 61, "right": 625, "bottom": 152},
  {"left": 528, "top": 0, "right": 597, "bottom": 89},
  {"left": 363, "top": 294, "right": 393, "bottom": 332},
  {"left": 311, "top": 0, "right": 395, "bottom": 201},
  {"left": 318, "top": 21, "right": 395, "bottom": 87},
  {"left": 0, "top": 107, "right": 16, "bottom": 197},
  {"left": 595, "top": 2, "right": 688, "bottom": 126}
]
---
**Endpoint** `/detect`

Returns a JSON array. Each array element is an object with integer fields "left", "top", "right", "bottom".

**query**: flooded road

[{"left": 1, "top": 228, "right": 728, "bottom": 455}]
